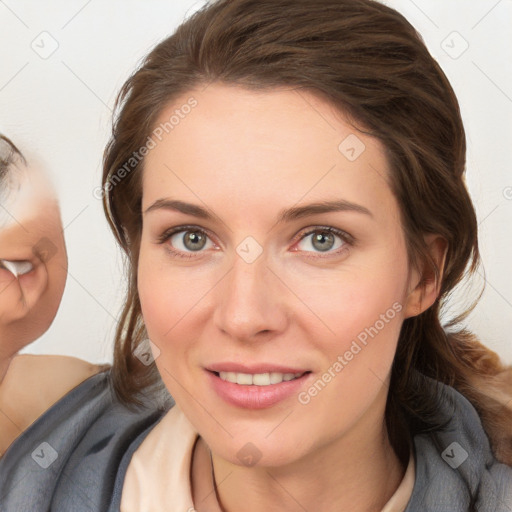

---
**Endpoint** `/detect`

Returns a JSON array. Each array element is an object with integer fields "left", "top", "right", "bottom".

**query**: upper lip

[{"left": 206, "top": 362, "right": 311, "bottom": 374}]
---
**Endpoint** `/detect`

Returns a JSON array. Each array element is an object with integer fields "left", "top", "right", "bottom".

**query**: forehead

[{"left": 141, "top": 83, "right": 396, "bottom": 220}]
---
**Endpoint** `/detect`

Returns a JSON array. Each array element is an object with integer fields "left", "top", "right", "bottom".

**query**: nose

[{"left": 213, "top": 251, "right": 288, "bottom": 343}]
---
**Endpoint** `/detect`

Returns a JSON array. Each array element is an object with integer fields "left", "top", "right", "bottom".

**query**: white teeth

[
  {"left": 236, "top": 373, "right": 253, "bottom": 385},
  {"left": 218, "top": 371, "right": 304, "bottom": 386},
  {"left": 253, "top": 373, "right": 270, "bottom": 385},
  {"left": 269, "top": 372, "right": 284, "bottom": 384},
  {"left": 0, "top": 260, "right": 34, "bottom": 278}
]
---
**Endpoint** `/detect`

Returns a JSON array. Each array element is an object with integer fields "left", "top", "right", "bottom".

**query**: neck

[{"left": 209, "top": 389, "right": 407, "bottom": 512}]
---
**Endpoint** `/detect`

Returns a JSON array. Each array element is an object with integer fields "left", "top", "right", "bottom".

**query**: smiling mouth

[
  {"left": 210, "top": 370, "right": 311, "bottom": 386},
  {"left": 206, "top": 368, "right": 313, "bottom": 409}
]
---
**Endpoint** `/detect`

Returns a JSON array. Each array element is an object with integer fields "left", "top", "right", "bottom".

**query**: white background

[{"left": 0, "top": 0, "right": 511, "bottom": 365}]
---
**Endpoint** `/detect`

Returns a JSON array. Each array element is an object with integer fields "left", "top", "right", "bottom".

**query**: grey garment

[
  {"left": 0, "top": 370, "right": 511, "bottom": 511},
  {"left": 402, "top": 376, "right": 512, "bottom": 512},
  {"left": 0, "top": 370, "right": 168, "bottom": 512}
]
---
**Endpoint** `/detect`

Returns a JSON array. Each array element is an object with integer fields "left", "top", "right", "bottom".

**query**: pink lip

[
  {"left": 206, "top": 362, "right": 309, "bottom": 374},
  {"left": 206, "top": 369, "right": 312, "bottom": 409}
]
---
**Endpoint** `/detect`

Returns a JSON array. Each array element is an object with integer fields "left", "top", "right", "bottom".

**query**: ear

[{"left": 402, "top": 233, "right": 448, "bottom": 319}]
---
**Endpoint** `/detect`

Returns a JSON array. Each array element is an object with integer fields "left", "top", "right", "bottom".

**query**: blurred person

[{"left": 0, "top": 134, "right": 100, "bottom": 456}]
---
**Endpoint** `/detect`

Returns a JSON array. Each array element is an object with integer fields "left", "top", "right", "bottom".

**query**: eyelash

[{"left": 156, "top": 225, "right": 354, "bottom": 260}]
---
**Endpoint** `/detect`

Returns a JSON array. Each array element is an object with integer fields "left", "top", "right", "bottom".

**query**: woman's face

[{"left": 138, "top": 83, "right": 422, "bottom": 467}]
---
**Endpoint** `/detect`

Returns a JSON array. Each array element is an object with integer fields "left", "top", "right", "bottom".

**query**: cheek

[
  {"left": 137, "top": 248, "right": 210, "bottom": 360},
  {"left": 295, "top": 280, "right": 405, "bottom": 433},
  {"left": 290, "top": 263, "right": 407, "bottom": 350},
  {"left": 286, "top": 249, "right": 409, "bottom": 391},
  {"left": 138, "top": 259, "right": 179, "bottom": 344},
  {"left": 137, "top": 261, "right": 192, "bottom": 395},
  {"left": 311, "top": 285, "right": 404, "bottom": 388}
]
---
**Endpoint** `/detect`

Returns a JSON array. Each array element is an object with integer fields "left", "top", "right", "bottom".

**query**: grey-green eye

[
  {"left": 295, "top": 228, "right": 348, "bottom": 254},
  {"left": 178, "top": 231, "right": 209, "bottom": 251}
]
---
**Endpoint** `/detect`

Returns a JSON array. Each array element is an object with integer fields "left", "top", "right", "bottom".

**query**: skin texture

[
  {"left": 0, "top": 160, "right": 101, "bottom": 456},
  {"left": 137, "top": 83, "right": 446, "bottom": 511}
]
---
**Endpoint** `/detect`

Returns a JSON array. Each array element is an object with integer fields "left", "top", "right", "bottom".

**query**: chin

[{"left": 211, "top": 434, "right": 307, "bottom": 470}]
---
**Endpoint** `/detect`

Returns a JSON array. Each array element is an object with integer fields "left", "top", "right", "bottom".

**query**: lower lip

[{"left": 207, "top": 370, "right": 311, "bottom": 409}]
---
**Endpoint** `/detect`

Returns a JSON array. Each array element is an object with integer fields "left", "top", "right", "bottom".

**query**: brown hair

[{"left": 102, "top": 0, "right": 512, "bottom": 468}]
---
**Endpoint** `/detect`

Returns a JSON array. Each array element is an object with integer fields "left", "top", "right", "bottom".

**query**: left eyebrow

[{"left": 143, "top": 198, "right": 373, "bottom": 221}]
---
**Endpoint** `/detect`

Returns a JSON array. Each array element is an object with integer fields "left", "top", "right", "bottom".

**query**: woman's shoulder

[
  {"left": 0, "top": 366, "right": 168, "bottom": 511},
  {"left": 405, "top": 371, "right": 512, "bottom": 511}
]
